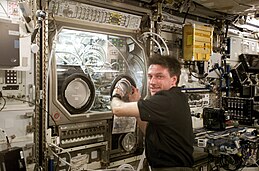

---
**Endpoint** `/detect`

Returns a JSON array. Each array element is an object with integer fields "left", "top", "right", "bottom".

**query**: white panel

[{"left": 228, "top": 36, "right": 243, "bottom": 67}]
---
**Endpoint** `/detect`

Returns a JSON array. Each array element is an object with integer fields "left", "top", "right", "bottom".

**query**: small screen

[
  {"left": 236, "top": 63, "right": 248, "bottom": 83},
  {"left": 240, "top": 54, "right": 259, "bottom": 72},
  {"left": 231, "top": 62, "right": 248, "bottom": 86},
  {"left": 247, "top": 55, "right": 259, "bottom": 68},
  {"left": 0, "top": 21, "right": 20, "bottom": 67}
]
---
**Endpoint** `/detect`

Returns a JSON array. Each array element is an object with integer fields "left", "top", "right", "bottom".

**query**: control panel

[
  {"left": 187, "top": 93, "right": 210, "bottom": 108},
  {"left": 49, "top": 0, "right": 142, "bottom": 30},
  {"left": 59, "top": 120, "right": 108, "bottom": 148},
  {"left": 222, "top": 97, "right": 254, "bottom": 125}
]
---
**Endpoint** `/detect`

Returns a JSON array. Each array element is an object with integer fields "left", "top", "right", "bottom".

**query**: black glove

[{"left": 111, "top": 78, "right": 132, "bottom": 101}]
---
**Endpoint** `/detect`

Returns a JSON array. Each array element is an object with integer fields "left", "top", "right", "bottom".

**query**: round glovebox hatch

[
  {"left": 121, "top": 133, "right": 136, "bottom": 152},
  {"left": 60, "top": 73, "right": 95, "bottom": 114},
  {"left": 110, "top": 74, "right": 136, "bottom": 97}
]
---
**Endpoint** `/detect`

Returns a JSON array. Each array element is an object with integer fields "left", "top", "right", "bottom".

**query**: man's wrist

[{"left": 111, "top": 94, "right": 122, "bottom": 101}]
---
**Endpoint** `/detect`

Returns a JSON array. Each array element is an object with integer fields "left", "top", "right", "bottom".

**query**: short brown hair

[{"left": 148, "top": 55, "right": 181, "bottom": 85}]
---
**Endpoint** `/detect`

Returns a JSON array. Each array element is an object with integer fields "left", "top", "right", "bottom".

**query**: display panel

[
  {"left": 231, "top": 62, "right": 248, "bottom": 87},
  {"left": 0, "top": 21, "right": 19, "bottom": 67},
  {"left": 239, "top": 54, "right": 259, "bottom": 73},
  {"left": 48, "top": 0, "right": 142, "bottom": 30}
]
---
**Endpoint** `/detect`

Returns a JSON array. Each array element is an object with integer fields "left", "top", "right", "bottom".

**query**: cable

[
  {"left": 48, "top": 143, "right": 72, "bottom": 171},
  {"left": 139, "top": 32, "right": 169, "bottom": 56},
  {"left": 50, "top": 149, "right": 73, "bottom": 169},
  {"left": 0, "top": 96, "right": 6, "bottom": 111},
  {"left": 0, "top": 128, "right": 11, "bottom": 148},
  {"left": 2, "top": 95, "right": 58, "bottom": 130},
  {"left": 117, "top": 164, "right": 135, "bottom": 171},
  {"left": 150, "top": 37, "right": 163, "bottom": 55},
  {"left": 188, "top": 64, "right": 207, "bottom": 79},
  {"left": 220, "top": 154, "right": 243, "bottom": 171},
  {"left": 48, "top": 141, "right": 138, "bottom": 171},
  {"left": 182, "top": 0, "right": 191, "bottom": 24}
]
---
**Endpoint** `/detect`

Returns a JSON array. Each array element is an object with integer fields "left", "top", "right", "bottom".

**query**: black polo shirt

[{"left": 138, "top": 87, "right": 194, "bottom": 168}]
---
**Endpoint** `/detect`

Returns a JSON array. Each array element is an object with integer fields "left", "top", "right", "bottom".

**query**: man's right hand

[{"left": 128, "top": 86, "right": 141, "bottom": 102}]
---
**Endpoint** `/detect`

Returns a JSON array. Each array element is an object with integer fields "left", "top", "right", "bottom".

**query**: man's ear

[{"left": 171, "top": 75, "right": 177, "bottom": 86}]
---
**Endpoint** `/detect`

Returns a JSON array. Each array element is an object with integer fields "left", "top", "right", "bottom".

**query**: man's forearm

[{"left": 111, "top": 97, "right": 139, "bottom": 117}]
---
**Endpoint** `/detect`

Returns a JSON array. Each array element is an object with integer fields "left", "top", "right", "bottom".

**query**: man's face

[{"left": 147, "top": 64, "right": 177, "bottom": 96}]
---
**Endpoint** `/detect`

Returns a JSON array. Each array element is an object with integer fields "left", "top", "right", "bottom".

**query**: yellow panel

[
  {"left": 183, "top": 24, "right": 213, "bottom": 61},
  {"left": 187, "top": 35, "right": 193, "bottom": 46}
]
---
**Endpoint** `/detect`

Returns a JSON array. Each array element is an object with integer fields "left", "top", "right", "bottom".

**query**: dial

[{"left": 121, "top": 133, "right": 136, "bottom": 152}]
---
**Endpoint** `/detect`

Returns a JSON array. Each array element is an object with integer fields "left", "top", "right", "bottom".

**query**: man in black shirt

[{"left": 111, "top": 55, "right": 194, "bottom": 170}]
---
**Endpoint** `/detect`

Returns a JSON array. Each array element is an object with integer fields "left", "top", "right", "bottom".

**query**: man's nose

[{"left": 149, "top": 77, "right": 156, "bottom": 84}]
